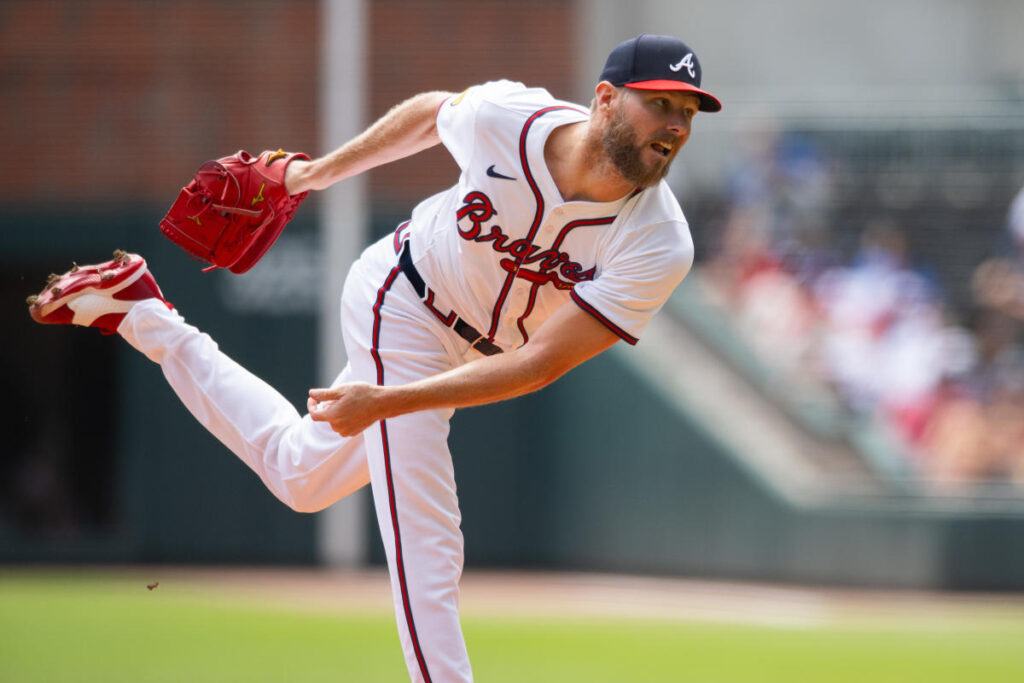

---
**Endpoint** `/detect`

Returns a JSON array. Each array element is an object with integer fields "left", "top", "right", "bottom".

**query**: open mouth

[{"left": 650, "top": 141, "right": 673, "bottom": 158}]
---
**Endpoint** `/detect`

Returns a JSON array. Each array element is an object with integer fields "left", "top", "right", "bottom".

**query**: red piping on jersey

[
  {"left": 370, "top": 266, "right": 434, "bottom": 683},
  {"left": 486, "top": 105, "right": 583, "bottom": 340},
  {"left": 512, "top": 215, "right": 616, "bottom": 343},
  {"left": 393, "top": 220, "right": 412, "bottom": 253},
  {"left": 570, "top": 289, "right": 639, "bottom": 345},
  {"left": 515, "top": 283, "right": 540, "bottom": 342},
  {"left": 424, "top": 290, "right": 457, "bottom": 326},
  {"left": 551, "top": 217, "right": 616, "bottom": 251}
]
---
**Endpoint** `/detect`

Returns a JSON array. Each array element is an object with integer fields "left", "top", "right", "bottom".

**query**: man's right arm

[
  {"left": 306, "top": 300, "right": 622, "bottom": 436},
  {"left": 285, "top": 90, "right": 454, "bottom": 195}
]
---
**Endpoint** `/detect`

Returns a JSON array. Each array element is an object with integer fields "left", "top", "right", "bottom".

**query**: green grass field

[{"left": 2, "top": 569, "right": 1024, "bottom": 682}]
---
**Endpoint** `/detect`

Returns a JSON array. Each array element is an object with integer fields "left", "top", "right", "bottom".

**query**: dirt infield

[{"left": 105, "top": 566, "right": 1024, "bottom": 629}]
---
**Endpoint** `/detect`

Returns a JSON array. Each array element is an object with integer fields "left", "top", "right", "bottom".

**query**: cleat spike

[
  {"left": 26, "top": 251, "right": 168, "bottom": 332},
  {"left": 47, "top": 273, "right": 59, "bottom": 285}
]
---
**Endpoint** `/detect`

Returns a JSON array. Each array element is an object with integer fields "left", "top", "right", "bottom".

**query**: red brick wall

[
  {"left": 0, "top": 0, "right": 319, "bottom": 205},
  {"left": 367, "top": 0, "right": 576, "bottom": 208},
  {"left": 0, "top": 0, "right": 574, "bottom": 209}
]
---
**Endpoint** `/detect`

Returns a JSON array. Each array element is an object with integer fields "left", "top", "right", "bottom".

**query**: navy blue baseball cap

[{"left": 599, "top": 34, "right": 722, "bottom": 112}]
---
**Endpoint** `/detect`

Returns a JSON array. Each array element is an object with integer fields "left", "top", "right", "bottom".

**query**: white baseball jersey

[
  {"left": 408, "top": 80, "right": 694, "bottom": 350},
  {"left": 119, "top": 79, "right": 697, "bottom": 683}
]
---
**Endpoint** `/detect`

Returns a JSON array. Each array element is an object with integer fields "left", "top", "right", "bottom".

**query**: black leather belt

[{"left": 398, "top": 242, "right": 503, "bottom": 356}]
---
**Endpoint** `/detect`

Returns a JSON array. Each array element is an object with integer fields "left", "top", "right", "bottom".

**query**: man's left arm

[
  {"left": 307, "top": 302, "right": 620, "bottom": 436},
  {"left": 285, "top": 90, "right": 453, "bottom": 195}
]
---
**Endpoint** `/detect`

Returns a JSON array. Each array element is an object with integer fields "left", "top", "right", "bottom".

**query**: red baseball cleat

[{"left": 26, "top": 250, "right": 171, "bottom": 334}]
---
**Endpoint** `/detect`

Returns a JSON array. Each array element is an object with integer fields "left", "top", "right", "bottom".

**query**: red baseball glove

[{"left": 160, "top": 149, "right": 310, "bottom": 274}]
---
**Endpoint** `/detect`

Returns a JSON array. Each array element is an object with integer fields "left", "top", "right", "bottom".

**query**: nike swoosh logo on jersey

[{"left": 486, "top": 165, "right": 516, "bottom": 181}]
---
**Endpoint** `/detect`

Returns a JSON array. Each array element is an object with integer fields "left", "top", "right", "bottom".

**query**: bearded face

[{"left": 600, "top": 99, "right": 676, "bottom": 188}]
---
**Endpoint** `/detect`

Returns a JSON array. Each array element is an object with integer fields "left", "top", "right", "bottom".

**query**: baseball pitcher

[{"left": 27, "top": 34, "right": 721, "bottom": 682}]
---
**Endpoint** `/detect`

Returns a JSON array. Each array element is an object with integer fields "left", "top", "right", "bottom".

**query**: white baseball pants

[{"left": 119, "top": 235, "right": 476, "bottom": 682}]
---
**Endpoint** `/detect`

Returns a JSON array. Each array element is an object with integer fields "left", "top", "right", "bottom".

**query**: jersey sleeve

[
  {"left": 436, "top": 80, "right": 526, "bottom": 170},
  {"left": 570, "top": 221, "right": 694, "bottom": 345}
]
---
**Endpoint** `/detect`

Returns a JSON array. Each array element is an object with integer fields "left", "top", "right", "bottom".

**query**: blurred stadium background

[{"left": 3, "top": 0, "right": 1024, "bottom": 670}]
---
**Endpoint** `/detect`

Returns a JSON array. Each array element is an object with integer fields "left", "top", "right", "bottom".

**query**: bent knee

[
  {"left": 279, "top": 490, "right": 330, "bottom": 513},
  {"left": 288, "top": 499, "right": 329, "bottom": 514}
]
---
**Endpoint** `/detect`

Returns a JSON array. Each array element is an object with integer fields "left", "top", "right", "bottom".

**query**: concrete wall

[
  {"left": 584, "top": 0, "right": 1024, "bottom": 101},
  {"left": 582, "top": 0, "right": 1024, "bottom": 188},
  {"left": 440, "top": 349, "right": 1024, "bottom": 590}
]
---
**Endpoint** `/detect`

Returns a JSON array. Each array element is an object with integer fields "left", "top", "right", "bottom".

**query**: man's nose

[
  {"left": 666, "top": 119, "right": 689, "bottom": 138},
  {"left": 666, "top": 113, "right": 690, "bottom": 135}
]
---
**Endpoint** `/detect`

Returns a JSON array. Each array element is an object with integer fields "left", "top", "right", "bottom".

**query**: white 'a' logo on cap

[{"left": 669, "top": 53, "right": 696, "bottom": 78}]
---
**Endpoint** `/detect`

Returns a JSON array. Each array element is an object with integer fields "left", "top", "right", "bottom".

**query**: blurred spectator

[
  {"left": 972, "top": 183, "right": 1024, "bottom": 321},
  {"left": 972, "top": 258, "right": 1024, "bottom": 320},
  {"left": 912, "top": 312, "right": 1020, "bottom": 488},
  {"left": 704, "top": 125, "right": 838, "bottom": 385},
  {"left": 1010, "top": 184, "right": 1024, "bottom": 256},
  {"left": 922, "top": 374, "right": 1024, "bottom": 489},
  {"left": 922, "top": 184, "right": 1024, "bottom": 489},
  {"left": 814, "top": 223, "right": 935, "bottom": 410},
  {"left": 699, "top": 156, "right": 1024, "bottom": 492},
  {"left": 726, "top": 125, "right": 833, "bottom": 251}
]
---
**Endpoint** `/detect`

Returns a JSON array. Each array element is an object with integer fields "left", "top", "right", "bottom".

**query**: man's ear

[{"left": 592, "top": 81, "right": 619, "bottom": 115}]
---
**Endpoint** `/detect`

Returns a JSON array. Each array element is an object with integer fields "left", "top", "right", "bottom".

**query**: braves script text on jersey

[
  {"left": 116, "top": 80, "right": 694, "bottom": 682},
  {"left": 414, "top": 80, "right": 693, "bottom": 351}
]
